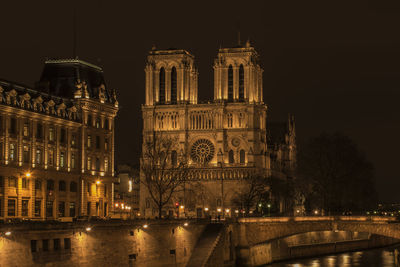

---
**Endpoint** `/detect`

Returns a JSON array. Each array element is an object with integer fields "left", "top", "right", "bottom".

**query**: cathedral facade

[{"left": 141, "top": 43, "right": 295, "bottom": 218}]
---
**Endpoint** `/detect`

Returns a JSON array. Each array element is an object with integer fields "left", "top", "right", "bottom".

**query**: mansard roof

[
  {"left": 36, "top": 59, "right": 113, "bottom": 104},
  {"left": 0, "top": 79, "right": 81, "bottom": 122}
]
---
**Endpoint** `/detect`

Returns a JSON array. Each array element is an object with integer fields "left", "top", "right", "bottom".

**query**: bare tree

[
  {"left": 140, "top": 133, "right": 188, "bottom": 219},
  {"left": 232, "top": 173, "right": 269, "bottom": 215}
]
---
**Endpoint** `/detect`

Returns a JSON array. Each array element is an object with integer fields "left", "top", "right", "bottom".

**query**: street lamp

[{"left": 267, "top": 203, "right": 271, "bottom": 216}]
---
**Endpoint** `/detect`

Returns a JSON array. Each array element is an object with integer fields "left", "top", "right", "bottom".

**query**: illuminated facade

[
  {"left": 0, "top": 59, "right": 118, "bottom": 220},
  {"left": 141, "top": 42, "right": 296, "bottom": 218}
]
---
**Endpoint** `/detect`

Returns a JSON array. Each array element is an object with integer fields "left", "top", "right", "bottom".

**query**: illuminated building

[
  {"left": 140, "top": 42, "right": 296, "bottom": 218},
  {"left": 0, "top": 59, "right": 118, "bottom": 220}
]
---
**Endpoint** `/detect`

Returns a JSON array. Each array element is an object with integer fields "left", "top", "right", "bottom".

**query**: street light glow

[
  {"left": 143, "top": 224, "right": 148, "bottom": 229},
  {"left": 183, "top": 222, "right": 188, "bottom": 226},
  {"left": 217, "top": 208, "right": 222, "bottom": 212},
  {"left": 25, "top": 172, "right": 31, "bottom": 178},
  {"left": 5, "top": 231, "right": 11, "bottom": 236},
  {"left": 96, "top": 180, "right": 101, "bottom": 185},
  {"left": 86, "top": 227, "right": 91, "bottom": 232},
  {"left": 204, "top": 207, "right": 209, "bottom": 211}
]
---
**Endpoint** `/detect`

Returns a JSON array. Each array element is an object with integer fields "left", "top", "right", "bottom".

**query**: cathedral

[{"left": 140, "top": 41, "right": 296, "bottom": 218}]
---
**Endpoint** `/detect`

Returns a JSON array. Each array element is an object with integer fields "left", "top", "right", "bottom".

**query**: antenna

[
  {"left": 72, "top": 2, "right": 77, "bottom": 59},
  {"left": 236, "top": 20, "right": 241, "bottom": 46}
]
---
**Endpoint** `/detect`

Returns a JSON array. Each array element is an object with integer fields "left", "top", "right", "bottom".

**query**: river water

[{"left": 266, "top": 246, "right": 400, "bottom": 267}]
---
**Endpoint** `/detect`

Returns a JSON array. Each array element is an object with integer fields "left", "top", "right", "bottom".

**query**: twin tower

[{"left": 144, "top": 41, "right": 264, "bottom": 106}]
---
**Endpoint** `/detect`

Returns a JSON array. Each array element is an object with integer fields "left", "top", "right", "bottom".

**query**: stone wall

[{"left": 0, "top": 220, "right": 206, "bottom": 267}]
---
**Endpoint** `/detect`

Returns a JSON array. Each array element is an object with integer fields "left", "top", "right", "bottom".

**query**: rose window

[{"left": 191, "top": 139, "right": 215, "bottom": 164}]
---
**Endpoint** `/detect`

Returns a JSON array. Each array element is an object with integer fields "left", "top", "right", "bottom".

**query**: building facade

[
  {"left": 114, "top": 164, "right": 140, "bottom": 218},
  {"left": 0, "top": 59, "right": 118, "bottom": 220},
  {"left": 140, "top": 42, "right": 295, "bottom": 218}
]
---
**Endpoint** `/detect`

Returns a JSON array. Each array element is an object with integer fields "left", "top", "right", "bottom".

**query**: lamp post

[
  {"left": 267, "top": 203, "right": 271, "bottom": 217},
  {"left": 217, "top": 161, "right": 224, "bottom": 220}
]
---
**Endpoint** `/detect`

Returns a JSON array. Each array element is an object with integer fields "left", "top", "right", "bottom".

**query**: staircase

[{"left": 186, "top": 223, "right": 224, "bottom": 267}]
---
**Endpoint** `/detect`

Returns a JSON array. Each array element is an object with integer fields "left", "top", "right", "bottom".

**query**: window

[
  {"left": 31, "top": 240, "right": 37, "bottom": 253},
  {"left": 171, "top": 150, "right": 177, "bottom": 166},
  {"left": 96, "top": 136, "right": 100, "bottom": 149},
  {"left": 8, "top": 198, "right": 16, "bottom": 216},
  {"left": 87, "top": 114, "right": 92, "bottom": 126},
  {"left": 36, "top": 123, "right": 43, "bottom": 139},
  {"left": 240, "top": 150, "right": 245, "bottom": 164},
  {"left": 60, "top": 152, "right": 65, "bottom": 168},
  {"left": 23, "top": 145, "right": 30, "bottom": 163},
  {"left": 87, "top": 135, "right": 91, "bottom": 148},
  {"left": 71, "top": 134, "right": 76, "bottom": 146},
  {"left": 54, "top": 238, "right": 60, "bottom": 250},
  {"left": 23, "top": 122, "right": 29, "bottom": 137},
  {"left": 105, "top": 138, "right": 109, "bottom": 151},
  {"left": 0, "top": 176, "right": 3, "bottom": 187},
  {"left": 0, "top": 142, "right": 3, "bottom": 160},
  {"left": 49, "top": 127, "right": 54, "bottom": 141},
  {"left": 229, "top": 150, "right": 234, "bottom": 164},
  {"left": 8, "top": 177, "right": 16, "bottom": 187},
  {"left": 239, "top": 64, "right": 244, "bottom": 100},
  {"left": 69, "top": 202, "right": 75, "bottom": 217},
  {"left": 87, "top": 182, "right": 92, "bottom": 196},
  {"left": 70, "top": 182, "right": 77, "bottom": 192},
  {"left": 87, "top": 201, "right": 91, "bottom": 215},
  {"left": 59, "top": 180, "right": 66, "bottom": 191},
  {"left": 71, "top": 153, "right": 75, "bottom": 169},
  {"left": 35, "top": 180, "right": 42, "bottom": 190},
  {"left": 36, "top": 149, "right": 41, "bottom": 164},
  {"left": 105, "top": 119, "right": 109, "bottom": 130},
  {"left": 96, "top": 118, "right": 100, "bottom": 128},
  {"left": 104, "top": 157, "right": 109, "bottom": 172},
  {"left": 104, "top": 184, "right": 107, "bottom": 197},
  {"left": 22, "top": 199, "right": 29, "bottom": 216},
  {"left": 22, "top": 178, "right": 28, "bottom": 189},
  {"left": 42, "top": 239, "right": 49, "bottom": 251},
  {"left": 47, "top": 179, "right": 54, "bottom": 191},
  {"left": 34, "top": 200, "right": 41, "bottom": 217},
  {"left": 60, "top": 128, "right": 66, "bottom": 143},
  {"left": 48, "top": 150, "right": 54, "bottom": 166},
  {"left": 58, "top": 202, "right": 65, "bottom": 217},
  {"left": 87, "top": 156, "right": 91, "bottom": 170},
  {"left": 228, "top": 65, "right": 233, "bottom": 101},
  {"left": 171, "top": 67, "right": 177, "bottom": 104},
  {"left": 9, "top": 143, "right": 15, "bottom": 161},
  {"left": 227, "top": 113, "right": 233, "bottom": 128},
  {"left": 96, "top": 157, "right": 100, "bottom": 171},
  {"left": 46, "top": 201, "right": 53, "bottom": 218},
  {"left": 9, "top": 117, "right": 16, "bottom": 135},
  {"left": 159, "top": 67, "right": 165, "bottom": 104},
  {"left": 64, "top": 238, "right": 71, "bottom": 250}
]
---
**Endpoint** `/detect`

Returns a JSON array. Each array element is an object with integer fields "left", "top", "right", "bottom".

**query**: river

[{"left": 266, "top": 246, "right": 400, "bottom": 267}]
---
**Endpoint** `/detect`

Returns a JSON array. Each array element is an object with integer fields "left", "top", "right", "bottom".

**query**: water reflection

[{"left": 266, "top": 246, "right": 399, "bottom": 267}]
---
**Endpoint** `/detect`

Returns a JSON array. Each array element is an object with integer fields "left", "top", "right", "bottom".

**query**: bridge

[{"left": 228, "top": 216, "right": 400, "bottom": 266}]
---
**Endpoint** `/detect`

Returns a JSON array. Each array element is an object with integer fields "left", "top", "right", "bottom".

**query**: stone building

[
  {"left": 0, "top": 59, "right": 118, "bottom": 220},
  {"left": 114, "top": 164, "right": 140, "bottom": 218},
  {"left": 140, "top": 42, "right": 296, "bottom": 218}
]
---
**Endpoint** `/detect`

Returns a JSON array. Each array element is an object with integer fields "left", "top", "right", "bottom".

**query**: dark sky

[{"left": 0, "top": 0, "right": 399, "bottom": 202}]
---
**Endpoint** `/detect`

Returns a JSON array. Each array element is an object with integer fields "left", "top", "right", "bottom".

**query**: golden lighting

[
  {"left": 143, "top": 224, "right": 148, "bottom": 229},
  {"left": 204, "top": 207, "right": 209, "bottom": 211},
  {"left": 96, "top": 180, "right": 101, "bottom": 185},
  {"left": 115, "top": 203, "right": 119, "bottom": 207},
  {"left": 225, "top": 209, "right": 230, "bottom": 213},
  {"left": 217, "top": 208, "right": 222, "bottom": 212},
  {"left": 5, "top": 231, "right": 11, "bottom": 236},
  {"left": 85, "top": 227, "right": 91, "bottom": 232},
  {"left": 25, "top": 172, "right": 31, "bottom": 178},
  {"left": 180, "top": 205, "right": 184, "bottom": 209},
  {"left": 235, "top": 210, "right": 239, "bottom": 214},
  {"left": 183, "top": 222, "right": 189, "bottom": 226}
]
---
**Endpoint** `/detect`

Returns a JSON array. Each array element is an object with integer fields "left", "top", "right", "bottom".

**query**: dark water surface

[{"left": 266, "top": 246, "right": 400, "bottom": 267}]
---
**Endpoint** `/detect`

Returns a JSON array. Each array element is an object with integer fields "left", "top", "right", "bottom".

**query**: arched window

[
  {"left": 159, "top": 67, "right": 165, "bottom": 104},
  {"left": 59, "top": 180, "right": 66, "bottom": 191},
  {"left": 70, "top": 181, "right": 77, "bottom": 192},
  {"left": 239, "top": 64, "right": 244, "bottom": 100},
  {"left": 229, "top": 150, "right": 234, "bottom": 164},
  {"left": 228, "top": 65, "right": 233, "bottom": 101},
  {"left": 171, "top": 67, "right": 177, "bottom": 104},
  {"left": 240, "top": 149, "right": 245, "bottom": 164},
  {"left": 171, "top": 150, "right": 177, "bottom": 166}
]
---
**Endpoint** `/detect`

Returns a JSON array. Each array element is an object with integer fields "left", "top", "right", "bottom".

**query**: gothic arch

[{"left": 159, "top": 67, "right": 165, "bottom": 104}]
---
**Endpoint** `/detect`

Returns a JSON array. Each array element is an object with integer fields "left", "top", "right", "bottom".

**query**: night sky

[{"left": 0, "top": 1, "right": 399, "bottom": 202}]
